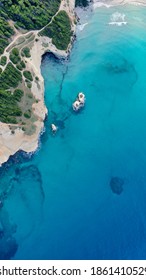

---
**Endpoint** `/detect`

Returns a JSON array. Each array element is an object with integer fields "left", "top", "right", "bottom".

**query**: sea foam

[
  {"left": 109, "top": 12, "right": 127, "bottom": 25},
  {"left": 77, "top": 22, "right": 88, "bottom": 31},
  {"left": 93, "top": 1, "right": 111, "bottom": 9}
]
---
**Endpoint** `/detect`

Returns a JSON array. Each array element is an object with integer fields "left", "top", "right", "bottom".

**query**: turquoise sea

[{"left": 1, "top": 5, "right": 146, "bottom": 260}]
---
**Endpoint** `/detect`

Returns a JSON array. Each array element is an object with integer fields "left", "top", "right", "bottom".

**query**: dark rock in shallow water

[
  {"left": 110, "top": 177, "right": 124, "bottom": 195},
  {"left": 106, "top": 62, "right": 129, "bottom": 74}
]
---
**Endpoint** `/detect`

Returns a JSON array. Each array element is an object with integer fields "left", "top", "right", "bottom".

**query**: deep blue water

[{"left": 1, "top": 5, "right": 146, "bottom": 260}]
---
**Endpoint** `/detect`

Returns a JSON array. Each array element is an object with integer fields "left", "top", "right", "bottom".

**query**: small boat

[
  {"left": 51, "top": 123, "right": 58, "bottom": 133},
  {"left": 72, "top": 92, "right": 86, "bottom": 111}
]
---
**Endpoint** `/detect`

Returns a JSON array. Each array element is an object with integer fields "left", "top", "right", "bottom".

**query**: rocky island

[{"left": 0, "top": 0, "right": 77, "bottom": 165}]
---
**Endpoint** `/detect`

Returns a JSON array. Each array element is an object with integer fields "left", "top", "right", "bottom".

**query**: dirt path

[{"left": 3, "top": 0, "right": 73, "bottom": 57}]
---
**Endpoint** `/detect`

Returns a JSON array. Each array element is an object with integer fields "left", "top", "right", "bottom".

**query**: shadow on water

[
  {"left": 102, "top": 54, "right": 138, "bottom": 88},
  {"left": 0, "top": 152, "right": 45, "bottom": 259}
]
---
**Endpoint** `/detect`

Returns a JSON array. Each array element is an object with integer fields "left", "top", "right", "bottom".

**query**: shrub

[
  {"left": 16, "top": 60, "right": 26, "bottom": 70},
  {"left": 10, "top": 48, "right": 21, "bottom": 64},
  {"left": 16, "top": 64, "right": 23, "bottom": 71},
  {"left": 20, "top": 61, "right": 26, "bottom": 68},
  {"left": 27, "top": 93, "right": 33, "bottom": 98},
  {"left": 12, "top": 48, "right": 19, "bottom": 56},
  {"left": 14, "top": 23, "right": 20, "bottom": 29},
  {"left": 0, "top": 17, "right": 14, "bottom": 54},
  {"left": 0, "top": 89, "right": 22, "bottom": 123},
  {"left": 0, "top": 10, "right": 9, "bottom": 20},
  {"left": 24, "top": 110, "right": 31, "bottom": 119},
  {"left": 39, "top": 11, "right": 72, "bottom": 50},
  {"left": 0, "top": 56, "right": 7, "bottom": 66},
  {"left": 13, "top": 89, "right": 24, "bottom": 102},
  {"left": 0, "top": 62, "right": 22, "bottom": 90},
  {"left": 0, "top": 38, "right": 9, "bottom": 55},
  {"left": 21, "top": 47, "right": 31, "bottom": 57},
  {"left": 0, "top": 0, "right": 61, "bottom": 30},
  {"left": 26, "top": 82, "right": 32, "bottom": 88},
  {"left": 23, "top": 70, "right": 33, "bottom": 81}
]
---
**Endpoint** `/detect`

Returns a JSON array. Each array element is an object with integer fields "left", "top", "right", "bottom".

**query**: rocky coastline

[{"left": 0, "top": 0, "right": 76, "bottom": 166}]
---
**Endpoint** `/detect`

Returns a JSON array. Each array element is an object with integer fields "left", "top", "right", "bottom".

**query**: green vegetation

[
  {"left": 0, "top": 55, "right": 7, "bottom": 66},
  {"left": 21, "top": 61, "right": 25, "bottom": 68},
  {"left": 13, "top": 89, "right": 24, "bottom": 102},
  {"left": 0, "top": 10, "right": 8, "bottom": 20},
  {"left": 0, "top": 38, "right": 8, "bottom": 55},
  {"left": 0, "top": 62, "right": 22, "bottom": 90},
  {"left": 39, "top": 11, "right": 72, "bottom": 50},
  {"left": 23, "top": 70, "right": 33, "bottom": 81},
  {"left": 0, "top": 0, "right": 73, "bottom": 128},
  {"left": 0, "top": 0, "right": 61, "bottom": 30},
  {"left": 14, "top": 23, "right": 20, "bottom": 30},
  {"left": 0, "top": 89, "right": 22, "bottom": 123},
  {"left": 24, "top": 110, "right": 31, "bottom": 119},
  {"left": 26, "top": 82, "right": 32, "bottom": 89},
  {"left": 21, "top": 47, "right": 31, "bottom": 58},
  {"left": 16, "top": 60, "right": 26, "bottom": 71},
  {"left": 0, "top": 16, "right": 14, "bottom": 54},
  {"left": 0, "top": 61, "right": 23, "bottom": 122},
  {"left": 75, "top": 0, "right": 89, "bottom": 7},
  {"left": 10, "top": 48, "right": 21, "bottom": 64},
  {"left": 27, "top": 93, "right": 33, "bottom": 99}
]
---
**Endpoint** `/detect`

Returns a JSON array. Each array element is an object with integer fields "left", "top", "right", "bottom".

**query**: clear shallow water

[{"left": 1, "top": 6, "right": 146, "bottom": 260}]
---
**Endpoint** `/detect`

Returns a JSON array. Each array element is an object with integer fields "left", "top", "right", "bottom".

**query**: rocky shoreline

[
  {"left": 1, "top": 0, "right": 144, "bottom": 166},
  {"left": 0, "top": 0, "right": 76, "bottom": 166}
]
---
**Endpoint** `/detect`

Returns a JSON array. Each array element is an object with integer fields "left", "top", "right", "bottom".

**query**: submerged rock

[
  {"left": 106, "top": 61, "right": 129, "bottom": 74},
  {"left": 110, "top": 177, "right": 124, "bottom": 195}
]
